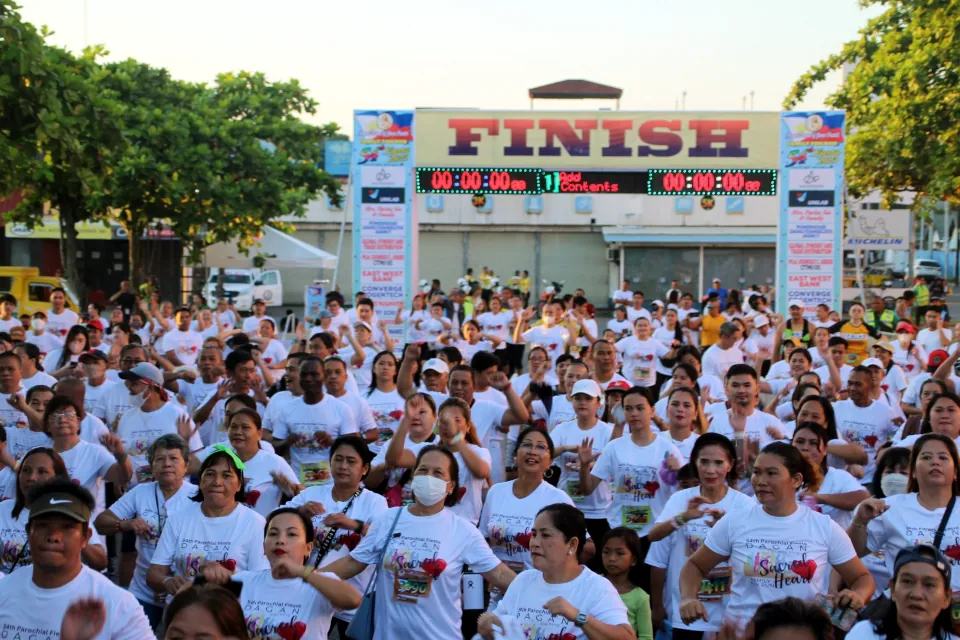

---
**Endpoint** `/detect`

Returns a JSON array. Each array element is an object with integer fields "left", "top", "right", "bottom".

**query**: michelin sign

[{"left": 844, "top": 210, "right": 910, "bottom": 249}]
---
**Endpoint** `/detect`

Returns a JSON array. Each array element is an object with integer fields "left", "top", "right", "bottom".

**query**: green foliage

[{"left": 784, "top": 0, "right": 960, "bottom": 207}]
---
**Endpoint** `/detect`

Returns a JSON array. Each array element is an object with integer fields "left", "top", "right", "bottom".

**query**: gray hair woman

[{"left": 94, "top": 434, "right": 196, "bottom": 629}]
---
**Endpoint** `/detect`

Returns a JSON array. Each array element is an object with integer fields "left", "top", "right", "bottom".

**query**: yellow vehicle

[{"left": 0, "top": 267, "right": 81, "bottom": 315}]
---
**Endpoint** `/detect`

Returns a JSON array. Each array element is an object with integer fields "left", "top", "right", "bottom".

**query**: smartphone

[{"left": 814, "top": 594, "right": 858, "bottom": 631}]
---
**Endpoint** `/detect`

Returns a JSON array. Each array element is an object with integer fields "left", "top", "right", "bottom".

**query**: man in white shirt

[
  {"left": 626, "top": 291, "right": 652, "bottom": 323},
  {"left": 0, "top": 481, "right": 153, "bottom": 638},
  {"left": 834, "top": 365, "right": 898, "bottom": 484},
  {"left": 701, "top": 322, "right": 745, "bottom": 380},
  {"left": 742, "top": 314, "right": 775, "bottom": 365},
  {"left": 916, "top": 309, "right": 950, "bottom": 355},
  {"left": 242, "top": 298, "right": 276, "bottom": 334},
  {"left": 612, "top": 280, "right": 633, "bottom": 305},
  {"left": 46, "top": 287, "right": 79, "bottom": 339},
  {"left": 591, "top": 339, "right": 629, "bottom": 390},
  {"left": 814, "top": 336, "right": 855, "bottom": 396},
  {"left": 515, "top": 302, "right": 572, "bottom": 367},
  {"left": 0, "top": 294, "right": 19, "bottom": 333},
  {"left": 14, "top": 342, "right": 56, "bottom": 392},
  {"left": 161, "top": 306, "right": 204, "bottom": 368},
  {"left": 79, "top": 350, "right": 116, "bottom": 416},
  {"left": 25, "top": 310, "right": 63, "bottom": 355}
]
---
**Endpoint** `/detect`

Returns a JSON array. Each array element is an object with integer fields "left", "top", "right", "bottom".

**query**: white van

[{"left": 205, "top": 268, "right": 282, "bottom": 311}]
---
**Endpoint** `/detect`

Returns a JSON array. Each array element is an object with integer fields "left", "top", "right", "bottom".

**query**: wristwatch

[
  {"left": 575, "top": 611, "right": 587, "bottom": 627},
  {"left": 354, "top": 519, "right": 365, "bottom": 533}
]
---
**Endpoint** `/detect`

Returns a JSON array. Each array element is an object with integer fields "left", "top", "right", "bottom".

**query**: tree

[
  {"left": 783, "top": 0, "right": 960, "bottom": 207},
  {"left": 0, "top": 1, "right": 123, "bottom": 300}
]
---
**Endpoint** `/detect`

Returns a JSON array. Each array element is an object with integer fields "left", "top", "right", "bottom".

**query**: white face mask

[
  {"left": 542, "top": 315, "right": 556, "bottom": 326},
  {"left": 411, "top": 475, "right": 449, "bottom": 506},
  {"left": 128, "top": 388, "right": 149, "bottom": 409},
  {"left": 881, "top": 472, "right": 909, "bottom": 496},
  {"left": 31, "top": 319, "right": 45, "bottom": 332}
]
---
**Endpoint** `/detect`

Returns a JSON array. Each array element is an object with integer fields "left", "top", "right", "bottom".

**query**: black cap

[
  {"left": 29, "top": 490, "right": 92, "bottom": 524},
  {"left": 894, "top": 544, "right": 951, "bottom": 585},
  {"left": 78, "top": 349, "right": 108, "bottom": 364}
]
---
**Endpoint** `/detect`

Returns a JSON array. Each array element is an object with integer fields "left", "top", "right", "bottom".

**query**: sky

[{"left": 20, "top": 0, "right": 882, "bottom": 134}]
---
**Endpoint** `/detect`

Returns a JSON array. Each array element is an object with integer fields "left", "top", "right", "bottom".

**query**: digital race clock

[
  {"left": 415, "top": 167, "right": 542, "bottom": 195},
  {"left": 647, "top": 169, "right": 778, "bottom": 196}
]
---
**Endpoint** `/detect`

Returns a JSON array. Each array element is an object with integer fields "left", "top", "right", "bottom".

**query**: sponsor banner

[
  {"left": 414, "top": 110, "right": 780, "bottom": 169},
  {"left": 324, "top": 140, "right": 351, "bottom": 176},
  {"left": 845, "top": 209, "right": 910, "bottom": 249},
  {"left": 5, "top": 217, "right": 111, "bottom": 240},
  {"left": 777, "top": 112, "right": 845, "bottom": 317},
  {"left": 353, "top": 110, "right": 417, "bottom": 354}
]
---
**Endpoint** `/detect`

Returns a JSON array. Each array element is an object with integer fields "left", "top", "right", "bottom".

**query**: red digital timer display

[
  {"left": 415, "top": 167, "right": 542, "bottom": 195},
  {"left": 647, "top": 169, "right": 777, "bottom": 196}
]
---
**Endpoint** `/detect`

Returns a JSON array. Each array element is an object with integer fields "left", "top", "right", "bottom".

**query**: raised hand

[
  {"left": 60, "top": 598, "right": 106, "bottom": 640},
  {"left": 577, "top": 437, "right": 598, "bottom": 467},
  {"left": 299, "top": 501, "right": 326, "bottom": 518},
  {"left": 271, "top": 555, "right": 306, "bottom": 581}
]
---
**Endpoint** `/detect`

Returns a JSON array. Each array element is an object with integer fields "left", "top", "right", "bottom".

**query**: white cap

[
  {"left": 667, "top": 303, "right": 680, "bottom": 311},
  {"left": 353, "top": 320, "right": 373, "bottom": 332},
  {"left": 652, "top": 299, "right": 664, "bottom": 308},
  {"left": 712, "top": 277, "right": 721, "bottom": 283},
  {"left": 753, "top": 314, "right": 770, "bottom": 328},
  {"left": 422, "top": 358, "right": 449, "bottom": 374},
  {"left": 788, "top": 299, "right": 806, "bottom": 309},
  {"left": 862, "top": 357, "right": 884, "bottom": 368},
  {"left": 570, "top": 379, "right": 602, "bottom": 398}
]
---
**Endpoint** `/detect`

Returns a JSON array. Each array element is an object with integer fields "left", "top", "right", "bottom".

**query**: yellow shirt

[
  {"left": 701, "top": 313, "right": 725, "bottom": 347},
  {"left": 519, "top": 278, "right": 531, "bottom": 294}
]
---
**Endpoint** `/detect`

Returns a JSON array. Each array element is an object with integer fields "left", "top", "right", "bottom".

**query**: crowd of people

[{"left": 0, "top": 272, "right": 957, "bottom": 640}]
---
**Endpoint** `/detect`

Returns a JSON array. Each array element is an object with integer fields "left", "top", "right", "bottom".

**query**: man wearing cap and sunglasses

[
  {"left": 0, "top": 480, "right": 153, "bottom": 638},
  {"left": 161, "top": 306, "right": 204, "bottom": 368}
]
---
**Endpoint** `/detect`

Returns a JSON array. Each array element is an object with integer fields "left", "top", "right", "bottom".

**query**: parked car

[
  {"left": 0, "top": 267, "right": 81, "bottom": 315},
  {"left": 204, "top": 268, "right": 282, "bottom": 311},
  {"left": 914, "top": 259, "right": 943, "bottom": 279}
]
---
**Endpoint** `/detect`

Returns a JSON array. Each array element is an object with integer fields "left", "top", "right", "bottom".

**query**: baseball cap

[
  {"left": 862, "top": 357, "right": 884, "bottom": 369},
  {"left": 571, "top": 379, "right": 602, "bottom": 398},
  {"left": 78, "top": 349, "right": 108, "bottom": 364},
  {"left": 896, "top": 321, "right": 916, "bottom": 334},
  {"left": 353, "top": 320, "right": 373, "bottom": 333},
  {"left": 783, "top": 336, "right": 803, "bottom": 347},
  {"left": 928, "top": 350, "right": 949, "bottom": 368},
  {"left": 423, "top": 358, "right": 449, "bottom": 375},
  {"left": 253, "top": 298, "right": 266, "bottom": 306},
  {"left": 652, "top": 300, "right": 664, "bottom": 309},
  {"left": 712, "top": 278, "right": 721, "bottom": 283},
  {"left": 788, "top": 299, "right": 805, "bottom": 310},
  {"left": 118, "top": 362, "right": 164, "bottom": 387},
  {"left": 318, "top": 309, "right": 334, "bottom": 319},
  {"left": 893, "top": 544, "right": 951, "bottom": 585},
  {"left": 85, "top": 319, "right": 104, "bottom": 332},
  {"left": 29, "top": 489, "right": 92, "bottom": 524},
  {"left": 604, "top": 380, "right": 631, "bottom": 393},
  {"left": 873, "top": 341, "right": 895, "bottom": 354},
  {"left": 753, "top": 314, "right": 770, "bottom": 328}
]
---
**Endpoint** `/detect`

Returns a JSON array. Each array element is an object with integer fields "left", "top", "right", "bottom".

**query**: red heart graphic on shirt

[
  {"left": 864, "top": 435, "right": 879, "bottom": 448},
  {"left": 244, "top": 490, "right": 261, "bottom": 507},
  {"left": 59, "top": 329, "right": 68, "bottom": 336},
  {"left": 548, "top": 344, "right": 558, "bottom": 351},
  {"left": 339, "top": 532, "right": 362, "bottom": 551},
  {"left": 643, "top": 481, "right": 660, "bottom": 496},
  {"left": 791, "top": 559, "right": 817, "bottom": 581},
  {"left": 906, "top": 364, "right": 915, "bottom": 371},
  {"left": 277, "top": 621, "right": 307, "bottom": 640},
  {"left": 458, "top": 487, "right": 466, "bottom": 501},
  {"left": 264, "top": 357, "right": 273, "bottom": 364},
  {"left": 389, "top": 409, "right": 404, "bottom": 420},
  {"left": 218, "top": 559, "right": 237, "bottom": 572},
  {"left": 881, "top": 384, "right": 889, "bottom": 392},
  {"left": 420, "top": 558, "right": 447, "bottom": 579},
  {"left": 513, "top": 532, "right": 532, "bottom": 549},
  {"left": 944, "top": 545, "right": 960, "bottom": 561}
]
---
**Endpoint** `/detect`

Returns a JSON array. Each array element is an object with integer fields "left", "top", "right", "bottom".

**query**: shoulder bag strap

[
  {"left": 357, "top": 507, "right": 404, "bottom": 598},
  {"left": 934, "top": 495, "right": 956, "bottom": 549},
  {"left": 313, "top": 488, "right": 364, "bottom": 568}
]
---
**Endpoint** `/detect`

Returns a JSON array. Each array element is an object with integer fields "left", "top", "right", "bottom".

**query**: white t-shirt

[
  {"left": 646, "top": 486, "right": 756, "bottom": 631},
  {"left": 364, "top": 388, "right": 407, "bottom": 454},
  {"left": 478, "top": 480, "right": 574, "bottom": 573},
  {"left": 531, "top": 395, "right": 577, "bottom": 432},
  {"left": 152, "top": 501, "right": 269, "bottom": 580},
  {"left": 60, "top": 439, "right": 115, "bottom": 511},
  {"left": 705, "top": 503, "right": 857, "bottom": 631},
  {"left": 833, "top": 399, "right": 897, "bottom": 482},
  {"left": 522, "top": 325, "right": 570, "bottom": 366},
  {"left": 349, "top": 506, "right": 501, "bottom": 640},
  {"left": 657, "top": 430, "right": 699, "bottom": 463},
  {"left": 478, "top": 311, "right": 512, "bottom": 346},
  {"left": 917, "top": 327, "right": 949, "bottom": 355},
  {"left": 493, "top": 567, "right": 630, "bottom": 639},
  {"left": 196, "top": 445, "right": 297, "bottom": 518},
  {"left": 626, "top": 306, "right": 652, "bottom": 323},
  {"left": 606, "top": 317, "right": 633, "bottom": 340},
  {"left": 867, "top": 492, "right": 960, "bottom": 594},
  {"left": 893, "top": 342, "right": 926, "bottom": 379},
  {"left": 25, "top": 330, "right": 63, "bottom": 355},
  {"left": 0, "top": 565, "right": 153, "bottom": 639},
  {"left": 117, "top": 402, "right": 203, "bottom": 486},
  {"left": 40, "top": 347, "right": 81, "bottom": 371},
  {"left": 338, "top": 344, "right": 379, "bottom": 390},
  {"left": 591, "top": 435, "right": 682, "bottom": 534},
  {"left": 653, "top": 326, "right": 681, "bottom": 375},
  {"left": 806, "top": 466, "right": 864, "bottom": 529},
  {"left": 400, "top": 309, "right": 430, "bottom": 343},
  {"left": 330, "top": 390, "right": 378, "bottom": 443},
  {"left": 232, "top": 570, "right": 339, "bottom": 640},
  {"left": 176, "top": 377, "right": 223, "bottom": 415},
  {"left": 108, "top": 480, "right": 196, "bottom": 603},
  {"left": 262, "top": 389, "right": 299, "bottom": 435},
  {"left": 243, "top": 314, "right": 277, "bottom": 334},
  {"left": 370, "top": 433, "right": 435, "bottom": 494},
  {"left": 20, "top": 370, "right": 56, "bottom": 393},
  {"left": 454, "top": 339, "right": 494, "bottom": 364},
  {"left": 93, "top": 380, "right": 140, "bottom": 431},
  {"left": 449, "top": 443, "right": 492, "bottom": 525},
  {"left": 0, "top": 390, "right": 27, "bottom": 430},
  {"left": 198, "top": 394, "right": 266, "bottom": 447},
  {"left": 701, "top": 345, "right": 746, "bottom": 381},
  {"left": 161, "top": 329, "right": 204, "bottom": 366},
  {"left": 0, "top": 500, "right": 29, "bottom": 575},
  {"left": 814, "top": 363, "right": 854, "bottom": 390},
  {"left": 3, "top": 426, "right": 51, "bottom": 461},
  {"left": 260, "top": 338, "right": 289, "bottom": 367},
  {"left": 616, "top": 336, "right": 670, "bottom": 387},
  {"left": 79, "top": 414, "right": 109, "bottom": 446},
  {"left": 417, "top": 317, "right": 448, "bottom": 346},
  {"left": 551, "top": 420, "right": 614, "bottom": 519},
  {"left": 288, "top": 485, "right": 388, "bottom": 621},
  {"left": 766, "top": 360, "right": 791, "bottom": 380},
  {"left": 82, "top": 379, "right": 116, "bottom": 418},
  {"left": 708, "top": 410, "right": 787, "bottom": 494},
  {"left": 846, "top": 619, "right": 960, "bottom": 640},
  {"left": 612, "top": 290, "right": 633, "bottom": 304},
  {"left": 271, "top": 395, "right": 359, "bottom": 485},
  {"left": 46, "top": 308, "right": 80, "bottom": 338}
]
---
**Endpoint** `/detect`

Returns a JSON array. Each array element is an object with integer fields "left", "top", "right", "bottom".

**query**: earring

[{"left": 567, "top": 549, "right": 574, "bottom": 556}]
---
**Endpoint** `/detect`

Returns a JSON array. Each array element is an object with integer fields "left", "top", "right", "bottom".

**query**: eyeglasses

[
  {"left": 517, "top": 441, "right": 550, "bottom": 453},
  {"left": 51, "top": 411, "right": 78, "bottom": 422},
  {"left": 120, "top": 358, "right": 145, "bottom": 365}
]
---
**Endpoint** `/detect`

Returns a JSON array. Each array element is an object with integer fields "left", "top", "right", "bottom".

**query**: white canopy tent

[{"left": 203, "top": 226, "right": 337, "bottom": 270}]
